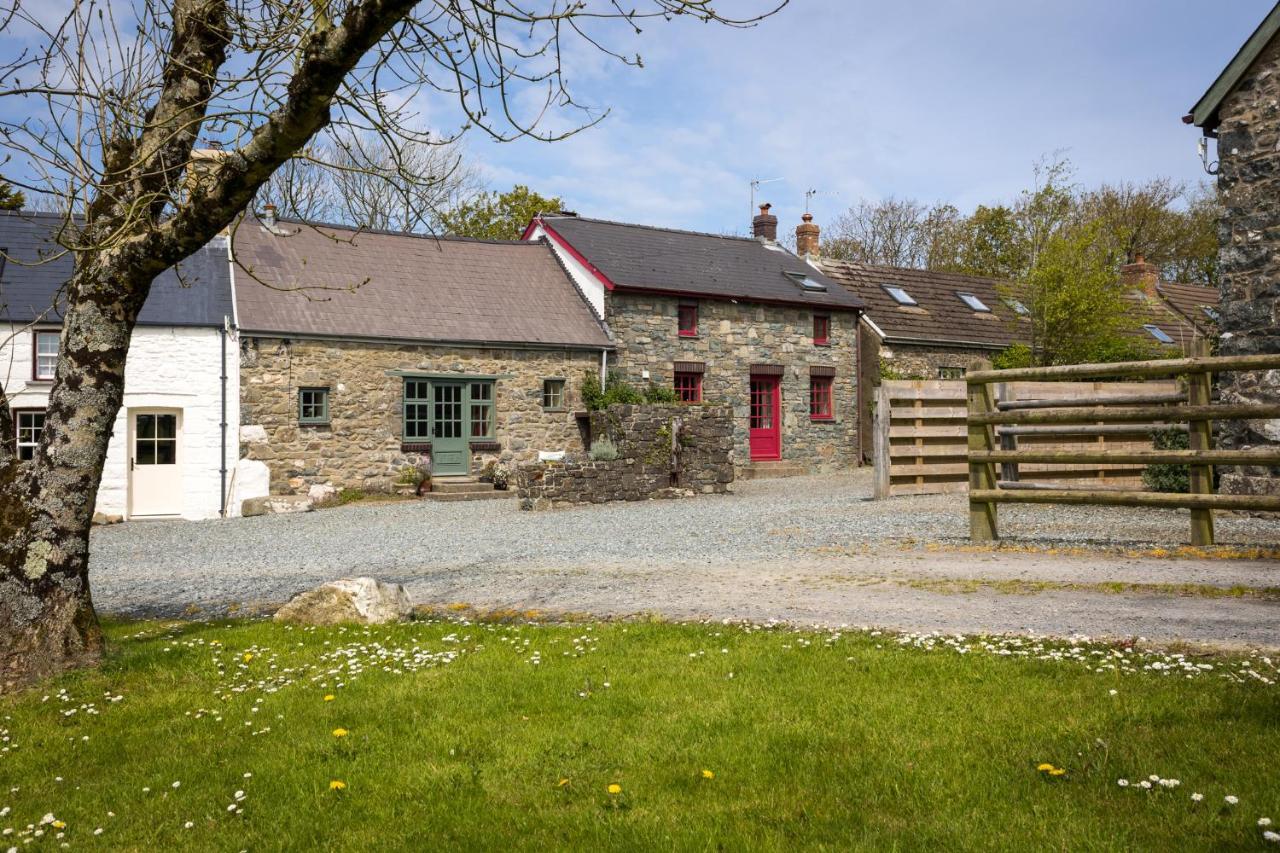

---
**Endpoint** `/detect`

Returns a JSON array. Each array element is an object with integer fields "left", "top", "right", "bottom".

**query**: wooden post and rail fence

[{"left": 965, "top": 345, "right": 1280, "bottom": 545}]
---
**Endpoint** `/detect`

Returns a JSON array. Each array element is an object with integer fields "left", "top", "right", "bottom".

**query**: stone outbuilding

[
  {"left": 525, "top": 207, "right": 866, "bottom": 475},
  {"left": 1187, "top": 1, "right": 1280, "bottom": 498},
  {"left": 231, "top": 215, "right": 613, "bottom": 494}
]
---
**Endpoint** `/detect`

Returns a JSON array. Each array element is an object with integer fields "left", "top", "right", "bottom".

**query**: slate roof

[
  {"left": 818, "top": 257, "right": 1200, "bottom": 353},
  {"left": 535, "top": 214, "right": 864, "bottom": 312},
  {"left": 232, "top": 218, "right": 612, "bottom": 349},
  {"left": 1157, "top": 280, "right": 1221, "bottom": 335},
  {"left": 0, "top": 210, "right": 232, "bottom": 327}
]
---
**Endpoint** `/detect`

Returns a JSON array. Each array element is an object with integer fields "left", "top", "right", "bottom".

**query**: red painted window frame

[
  {"left": 677, "top": 302, "right": 698, "bottom": 337},
  {"left": 813, "top": 313, "right": 830, "bottom": 346},
  {"left": 809, "top": 375, "right": 834, "bottom": 421},
  {"left": 32, "top": 329, "right": 59, "bottom": 381},
  {"left": 674, "top": 371, "right": 702, "bottom": 403}
]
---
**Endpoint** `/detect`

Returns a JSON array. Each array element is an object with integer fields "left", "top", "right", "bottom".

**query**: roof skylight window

[
  {"left": 1003, "top": 297, "right": 1030, "bottom": 316},
  {"left": 1202, "top": 306, "right": 1220, "bottom": 322},
  {"left": 956, "top": 292, "right": 991, "bottom": 312},
  {"left": 785, "top": 271, "right": 827, "bottom": 292},
  {"left": 882, "top": 285, "right": 917, "bottom": 306},
  {"left": 1143, "top": 324, "right": 1174, "bottom": 344}
]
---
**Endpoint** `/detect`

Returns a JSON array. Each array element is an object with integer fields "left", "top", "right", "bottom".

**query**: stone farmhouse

[
  {"left": 524, "top": 206, "right": 865, "bottom": 475},
  {"left": 1187, "top": 0, "right": 1280, "bottom": 499},
  {"left": 0, "top": 210, "right": 239, "bottom": 520},
  {"left": 231, "top": 215, "right": 613, "bottom": 495}
]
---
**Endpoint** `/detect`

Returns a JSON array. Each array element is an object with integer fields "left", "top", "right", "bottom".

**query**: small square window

[
  {"left": 674, "top": 371, "right": 702, "bottom": 403},
  {"left": 543, "top": 379, "right": 566, "bottom": 410},
  {"left": 33, "top": 331, "right": 59, "bottom": 380},
  {"left": 299, "top": 387, "right": 330, "bottom": 424},
  {"left": 813, "top": 314, "right": 830, "bottom": 346},
  {"left": 956, "top": 292, "right": 991, "bottom": 312},
  {"left": 809, "top": 376, "right": 833, "bottom": 420},
  {"left": 1143, "top": 324, "right": 1174, "bottom": 344},
  {"left": 678, "top": 303, "right": 698, "bottom": 337},
  {"left": 938, "top": 366, "right": 966, "bottom": 379},
  {"left": 14, "top": 410, "right": 45, "bottom": 461}
]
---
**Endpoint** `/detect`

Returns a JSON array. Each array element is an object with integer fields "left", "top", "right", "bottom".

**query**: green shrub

[
  {"left": 643, "top": 383, "right": 678, "bottom": 404},
  {"left": 581, "top": 370, "right": 654, "bottom": 410},
  {"left": 1143, "top": 429, "right": 1189, "bottom": 493},
  {"left": 588, "top": 437, "right": 619, "bottom": 461},
  {"left": 992, "top": 344, "right": 1034, "bottom": 370}
]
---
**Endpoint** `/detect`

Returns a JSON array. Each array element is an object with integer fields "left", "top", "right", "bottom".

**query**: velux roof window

[
  {"left": 956, "top": 292, "right": 991, "bottom": 312},
  {"left": 1003, "top": 297, "right": 1030, "bottom": 316},
  {"left": 1202, "top": 306, "right": 1220, "bottom": 322},
  {"left": 882, "top": 285, "right": 916, "bottom": 306},
  {"left": 1143, "top": 324, "right": 1175, "bottom": 344},
  {"left": 785, "top": 271, "right": 827, "bottom": 292}
]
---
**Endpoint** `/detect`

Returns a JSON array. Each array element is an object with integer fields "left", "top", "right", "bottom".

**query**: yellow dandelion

[
  {"left": 323, "top": 695, "right": 335, "bottom": 702},
  {"left": 701, "top": 769, "right": 715, "bottom": 779},
  {"left": 328, "top": 780, "right": 346, "bottom": 791},
  {"left": 1036, "top": 763, "right": 1054, "bottom": 772},
  {"left": 1049, "top": 768, "right": 1067, "bottom": 777},
  {"left": 607, "top": 783, "right": 622, "bottom": 795},
  {"left": 557, "top": 778, "right": 570, "bottom": 787},
  {"left": 51, "top": 820, "right": 65, "bottom": 829},
  {"left": 242, "top": 653, "right": 254, "bottom": 663},
  {"left": 332, "top": 728, "right": 349, "bottom": 738}
]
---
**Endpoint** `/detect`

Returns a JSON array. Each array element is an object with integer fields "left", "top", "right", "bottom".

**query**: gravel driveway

[{"left": 90, "top": 471, "right": 1280, "bottom": 646}]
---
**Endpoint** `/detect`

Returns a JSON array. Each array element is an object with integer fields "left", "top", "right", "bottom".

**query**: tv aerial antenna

[{"left": 750, "top": 177, "right": 784, "bottom": 216}]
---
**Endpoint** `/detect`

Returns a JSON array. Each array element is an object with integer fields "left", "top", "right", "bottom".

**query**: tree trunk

[{"left": 0, "top": 251, "right": 153, "bottom": 693}]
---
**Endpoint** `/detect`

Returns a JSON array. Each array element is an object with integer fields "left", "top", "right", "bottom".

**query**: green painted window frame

[
  {"left": 542, "top": 378, "right": 566, "bottom": 411},
  {"left": 402, "top": 378, "right": 495, "bottom": 441},
  {"left": 298, "top": 387, "right": 330, "bottom": 425}
]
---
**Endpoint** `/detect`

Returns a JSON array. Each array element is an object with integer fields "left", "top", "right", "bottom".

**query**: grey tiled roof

[
  {"left": 538, "top": 214, "right": 864, "bottom": 311},
  {"left": 232, "top": 218, "right": 612, "bottom": 349},
  {"left": 0, "top": 210, "right": 232, "bottom": 327}
]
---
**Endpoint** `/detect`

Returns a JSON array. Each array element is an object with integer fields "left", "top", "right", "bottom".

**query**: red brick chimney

[
  {"left": 752, "top": 203, "right": 778, "bottom": 242},
  {"left": 1120, "top": 252, "right": 1159, "bottom": 298},
  {"left": 796, "top": 213, "right": 820, "bottom": 258}
]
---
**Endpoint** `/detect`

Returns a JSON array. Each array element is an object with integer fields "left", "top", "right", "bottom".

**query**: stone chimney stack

[
  {"left": 796, "top": 213, "right": 820, "bottom": 258},
  {"left": 1120, "top": 252, "right": 1160, "bottom": 298},
  {"left": 752, "top": 203, "right": 778, "bottom": 242},
  {"left": 262, "top": 203, "right": 277, "bottom": 230}
]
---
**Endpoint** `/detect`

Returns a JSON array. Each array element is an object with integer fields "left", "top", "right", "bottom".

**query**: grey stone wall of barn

[
  {"left": 1213, "top": 35, "right": 1280, "bottom": 496},
  {"left": 238, "top": 336, "right": 599, "bottom": 494},
  {"left": 516, "top": 403, "right": 734, "bottom": 509},
  {"left": 602, "top": 292, "right": 859, "bottom": 471}
]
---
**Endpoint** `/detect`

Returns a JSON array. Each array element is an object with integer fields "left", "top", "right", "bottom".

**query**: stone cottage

[
  {"left": 1187, "top": 1, "right": 1280, "bottom": 497},
  {"left": 525, "top": 206, "right": 866, "bottom": 474},
  {"left": 231, "top": 215, "right": 613, "bottom": 494}
]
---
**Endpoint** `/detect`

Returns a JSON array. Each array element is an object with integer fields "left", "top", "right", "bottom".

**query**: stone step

[
  {"left": 422, "top": 489, "right": 516, "bottom": 502},
  {"left": 738, "top": 461, "right": 808, "bottom": 480},
  {"left": 431, "top": 477, "right": 493, "bottom": 494}
]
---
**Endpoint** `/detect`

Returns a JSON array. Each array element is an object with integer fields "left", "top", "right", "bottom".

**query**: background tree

[
  {"left": 0, "top": 180, "right": 24, "bottom": 210},
  {"left": 440, "top": 185, "right": 563, "bottom": 240},
  {"left": 0, "top": 0, "right": 785, "bottom": 692}
]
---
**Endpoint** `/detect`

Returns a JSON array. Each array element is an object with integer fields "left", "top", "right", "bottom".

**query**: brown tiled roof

[
  {"left": 538, "top": 214, "right": 864, "bottom": 311},
  {"left": 232, "top": 218, "right": 612, "bottom": 349},
  {"left": 819, "top": 257, "right": 1202, "bottom": 354},
  {"left": 817, "top": 259, "right": 1028, "bottom": 348},
  {"left": 1157, "top": 280, "right": 1220, "bottom": 335}
]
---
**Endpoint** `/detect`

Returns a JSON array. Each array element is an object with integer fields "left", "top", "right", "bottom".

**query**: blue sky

[{"left": 460, "top": 0, "right": 1272, "bottom": 236}]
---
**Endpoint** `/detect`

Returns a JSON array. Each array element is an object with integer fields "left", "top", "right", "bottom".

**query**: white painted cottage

[{"left": 1, "top": 210, "right": 240, "bottom": 520}]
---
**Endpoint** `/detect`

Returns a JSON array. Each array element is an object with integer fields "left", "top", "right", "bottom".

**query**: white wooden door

[{"left": 129, "top": 410, "right": 183, "bottom": 517}]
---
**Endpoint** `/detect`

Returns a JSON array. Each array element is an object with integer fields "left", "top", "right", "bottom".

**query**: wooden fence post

[
  {"left": 967, "top": 360, "right": 999, "bottom": 541},
  {"left": 873, "top": 383, "right": 891, "bottom": 499},
  {"left": 1187, "top": 339, "right": 1215, "bottom": 546}
]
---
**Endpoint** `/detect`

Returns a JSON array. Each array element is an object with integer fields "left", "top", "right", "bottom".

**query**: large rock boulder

[
  {"left": 242, "top": 494, "right": 313, "bottom": 517},
  {"left": 273, "top": 577, "right": 412, "bottom": 625}
]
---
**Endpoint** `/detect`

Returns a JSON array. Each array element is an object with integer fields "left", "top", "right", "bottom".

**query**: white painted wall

[
  {"left": 525, "top": 222, "right": 607, "bottom": 317},
  {"left": 2, "top": 323, "right": 239, "bottom": 520}
]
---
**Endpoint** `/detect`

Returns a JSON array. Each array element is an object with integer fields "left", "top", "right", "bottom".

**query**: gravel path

[{"left": 89, "top": 471, "right": 1280, "bottom": 646}]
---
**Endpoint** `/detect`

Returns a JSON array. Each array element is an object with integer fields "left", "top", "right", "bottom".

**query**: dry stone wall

[
  {"left": 239, "top": 336, "right": 600, "bottom": 494},
  {"left": 1214, "top": 35, "right": 1280, "bottom": 496},
  {"left": 604, "top": 293, "right": 858, "bottom": 471},
  {"left": 517, "top": 403, "right": 734, "bottom": 509}
]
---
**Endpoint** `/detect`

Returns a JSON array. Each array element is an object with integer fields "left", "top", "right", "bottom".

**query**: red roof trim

[{"left": 526, "top": 217, "right": 617, "bottom": 292}]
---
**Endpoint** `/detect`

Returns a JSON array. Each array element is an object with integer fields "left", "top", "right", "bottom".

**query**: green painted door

[{"left": 432, "top": 382, "right": 469, "bottom": 475}]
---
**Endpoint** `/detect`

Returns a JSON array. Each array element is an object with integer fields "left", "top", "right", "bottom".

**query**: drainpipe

[
  {"left": 599, "top": 348, "right": 607, "bottom": 389},
  {"left": 219, "top": 316, "right": 229, "bottom": 518}
]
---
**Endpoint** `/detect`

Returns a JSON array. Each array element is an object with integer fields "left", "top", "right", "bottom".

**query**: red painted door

[{"left": 749, "top": 375, "right": 781, "bottom": 460}]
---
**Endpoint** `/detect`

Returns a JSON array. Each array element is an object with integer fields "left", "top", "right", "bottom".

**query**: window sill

[
  {"left": 401, "top": 441, "right": 432, "bottom": 453},
  {"left": 542, "top": 407, "right": 568, "bottom": 413},
  {"left": 299, "top": 421, "right": 331, "bottom": 427},
  {"left": 809, "top": 416, "right": 835, "bottom": 423},
  {"left": 469, "top": 440, "right": 501, "bottom": 452},
  {"left": 28, "top": 378, "right": 54, "bottom": 385},
  {"left": 678, "top": 332, "right": 699, "bottom": 339},
  {"left": 813, "top": 341, "right": 831, "bottom": 347}
]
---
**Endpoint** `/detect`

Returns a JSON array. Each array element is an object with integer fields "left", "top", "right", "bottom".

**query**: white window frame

[
  {"left": 15, "top": 409, "right": 45, "bottom": 461},
  {"left": 34, "top": 330, "right": 59, "bottom": 380}
]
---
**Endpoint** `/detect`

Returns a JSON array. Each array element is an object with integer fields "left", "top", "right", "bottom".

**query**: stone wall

[
  {"left": 516, "top": 403, "right": 734, "bottom": 509},
  {"left": 877, "top": 341, "right": 1002, "bottom": 381},
  {"left": 1214, "top": 35, "right": 1280, "bottom": 496},
  {"left": 604, "top": 292, "right": 859, "bottom": 471},
  {"left": 239, "top": 336, "right": 601, "bottom": 494}
]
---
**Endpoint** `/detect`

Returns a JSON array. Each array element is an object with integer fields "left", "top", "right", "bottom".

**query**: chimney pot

[
  {"left": 1120, "top": 254, "right": 1159, "bottom": 298},
  {"left": 796, "top": 212, "right": 820, "bottom": 258},
  {"left": 752, "top": 202, "right": 778, "bottom": 242}
]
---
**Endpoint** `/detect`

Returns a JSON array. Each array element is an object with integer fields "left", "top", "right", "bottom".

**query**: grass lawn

[{"left": 2, "top": 617, "right": 1278, "bottom": 851}]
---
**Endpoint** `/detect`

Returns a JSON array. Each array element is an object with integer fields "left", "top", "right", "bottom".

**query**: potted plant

[{"left": 394, "top": 464, "right": 424, "bottom": 497}]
